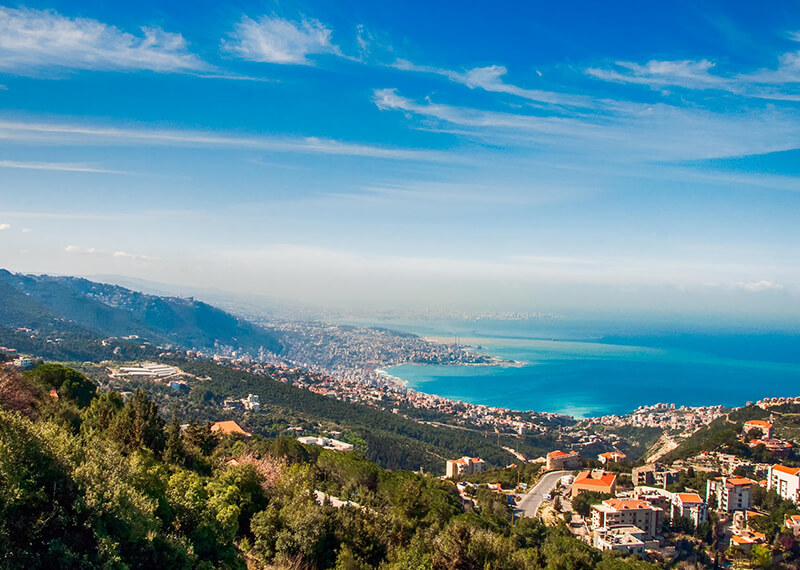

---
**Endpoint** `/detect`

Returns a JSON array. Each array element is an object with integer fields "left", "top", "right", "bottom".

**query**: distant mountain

[{"left": 0, "top": 269, "right": 283, "bottom": 355}]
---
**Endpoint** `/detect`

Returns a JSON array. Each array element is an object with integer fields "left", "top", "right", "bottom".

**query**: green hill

[{"left": 0, "top": 270, "right": 283, "bottom": 356}]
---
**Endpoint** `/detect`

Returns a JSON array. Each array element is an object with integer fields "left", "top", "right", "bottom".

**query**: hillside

[{"left": 0, "top": 270, "right": 283, "bottom": 356}]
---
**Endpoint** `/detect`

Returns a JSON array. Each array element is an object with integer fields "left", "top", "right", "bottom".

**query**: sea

[{"left": 341, "top": 315, "right": 800, "bottom": 419}]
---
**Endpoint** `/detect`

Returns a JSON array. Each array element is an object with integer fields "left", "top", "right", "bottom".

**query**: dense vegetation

[
  {"left": 0, "top": 364, "right": 658, "bottom": 569},
  {"left": 89, "top": 359, "right": 558, "bottom": 474}
]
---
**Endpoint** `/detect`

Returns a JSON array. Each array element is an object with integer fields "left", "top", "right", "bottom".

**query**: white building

[
  {"left": 672, "top": 493, "right": 708, "bottom": 527},
  {"left": 244, "top": 394, "right": 261, "bottom": 411},
  {"left": 593, "top": 526, "right": 649, "bottom": 554},
  {"left": 768, "top": 464, "right": 800, "bottom": 503},
  {"left": 590, "top": 499, "right": 663, "bottom": 539},
  {"left": 297, "top": 436, "right": 354, "bottom": 452},
  {"left": 706, "top": 476, "right": 756, "bottom": 512}
]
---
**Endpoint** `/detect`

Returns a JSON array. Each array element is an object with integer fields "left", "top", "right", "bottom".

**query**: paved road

[{"left": 515, "top": 470, "right": 570, "bottom": 518}]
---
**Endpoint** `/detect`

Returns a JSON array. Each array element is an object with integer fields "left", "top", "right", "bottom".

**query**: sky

[{"left": 2, "top": 0, "right": 800, "bottom": 317}]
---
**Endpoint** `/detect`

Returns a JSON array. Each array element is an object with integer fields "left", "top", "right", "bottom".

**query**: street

[{"left": 515, "top": 470, "right": 570, "bottom": 518}]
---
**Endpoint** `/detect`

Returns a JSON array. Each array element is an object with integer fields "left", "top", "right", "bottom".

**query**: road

[{"left": 515, "top": 470, "right": 570, "bottom": 518}]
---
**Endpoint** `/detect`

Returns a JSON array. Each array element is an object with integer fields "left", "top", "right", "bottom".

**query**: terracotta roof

[
  {"left": 574, "top": 470, "right": 617, "bottom": 487},
  {"left": 726, "top": 477, "right": 756, "bottom": 487},
  {"left": 210, "top": 420, "right": 251, "bottom": 436},
  {"left": 605, "top": 499, "right": 651, "bottom": 510},
  {"left": 676, "top": 493, "right": 704, "bottom": 504},
  {"left": 772, "top": 464, "right": 800, "bottom": 476},
  {"left": 744, "top": 420, "right": 773, "bottom": 428},
  {"left": 548, "top": 450, "right": 569, "bottom": 458}
]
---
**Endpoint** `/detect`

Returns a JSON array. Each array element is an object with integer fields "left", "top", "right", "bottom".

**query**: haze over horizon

[{"left": 2, "top": 0, "right": 800, "bottom": 317}]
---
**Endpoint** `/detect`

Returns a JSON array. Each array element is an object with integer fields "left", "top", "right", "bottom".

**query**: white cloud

[
  {"left": 21, "top": 228, "right": 32, "bottom": 233},
  {"left": 0, "top": 6, "right": 206, "bottom": 74},
  {"left": 393, "top": 59, "right": 594, "bottom": 107},
  {"left": 0, "top": 117, "right": 448, "bottom": 162},
  {"left": 0, "top": 223, "right": 10, "bottom": 230},
  {"left": 587, "top": 59, "right": 725, "bottom": 89},
  {"left": 65, "top": 245, "right": 159, "bottom": 261},
  {"left": 372, "top": 88, "right": 800, "bottom": 162},
  {"left": 113, "top": 250, "right": 161, "bottom": 261},
  {"left": 734, "top": 280, "right": 784, "bottom": 292},
  {"left": 224, "top": 15, "right": 341, "bottom": 65}
]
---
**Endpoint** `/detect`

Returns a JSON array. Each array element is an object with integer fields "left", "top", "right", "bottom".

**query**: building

[
  {"left": 744, "top": 420, "right": 773, "bottom": 439},
  {"left": 785, "top": 514, "right": 800, "bottom": 537},
  {"left": 590, "top": 499, "right": 663, "bottom": 539},
  {"left": 572, "top": 470, "right": 617, "bottom": 498},
  {"left": 768, "top": 464, "right": 800, "bottom": 502},
  {"left": 598, "top": 451, "right": 627, "bottom": 465},
  {"left": 546, "top": 450, "right": 581, "bottom": 471},
  {"left": 446, "top": 456, "right": 486, "bottom": 478},
  {"left": 632, "top": 463, "right": 679, "bottom": 488},
  {"left": 297, "top": 436, "right": 354, "bottom": 452},
  {"left": 730, "top": 531, "right": 767, "bottom": 553},
  {"left": 13, "top": 356, "right": 34, "bottom": 370},
  {"left": 672, "top": 493, "right": 708, "bottom": 527},
  {"left": 210, "top": 420, "right": 252, "bottom": 437},
  {"left": 243, "top": 394, "right": 261, "bottom": 411},
  {"left": 706, "top": 476, "right": 756, "bottom": 512},
  {"left": 749, "top": 438, "right": 793, "bottom": 459},
  {"left": 592, "top": 526, "right": 649, "bottom": 554}
]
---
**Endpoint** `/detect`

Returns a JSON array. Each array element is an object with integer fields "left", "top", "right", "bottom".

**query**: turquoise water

[{"left": 358, "top": 317, "right": 800, "bottom": 418}]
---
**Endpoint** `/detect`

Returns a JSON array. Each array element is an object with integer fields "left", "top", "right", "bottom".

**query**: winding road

[{"left": 515, "top": 470, "right": 570, "bottom": 518}]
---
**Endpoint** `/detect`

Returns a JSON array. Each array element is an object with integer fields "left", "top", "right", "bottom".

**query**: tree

[
  {"left": 164, "top": 407, "right": 186, "bottom": 466},
  {"left": 108, "top": 389, "right": 166, "bottom": 454},
  {"left": 24, "top": 363, "right": 96, "bottom": 407},
  {"left": 750, "top": 544, "right": 772, "bottom": 568},
  {"left": 572, "top": 491, "right": 612, "bottom": 518}
]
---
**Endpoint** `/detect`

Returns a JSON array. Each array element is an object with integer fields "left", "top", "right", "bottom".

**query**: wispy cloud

[
  {"left": 734, "top": 280, "right": 785, "bottom": 292},
  {"left": 65, "top": 245, "right": 160, "bottom": 261},
  {"left": 0, "top": 159, "right": 128, "bottom": 174},
  {"left": 223, "top": 15, "right": 342, "bottom": 65},
  {"left": 0, "top": 223, "right": 10, "bottom": 230},
  {"left": 0, "top": 6, "right": 206, "bottom": 74},
  {"left": 372, "top": 88, "right": 800, "bottom": 162},
  {"left": 0, "top": 118, "right": 450, "bottom": 162},
  {"left": 586, "top": 59, "right": 726, "bottom": 89},
  {"left": 393, "top": 59, "right": 595, "bottom": 107}
]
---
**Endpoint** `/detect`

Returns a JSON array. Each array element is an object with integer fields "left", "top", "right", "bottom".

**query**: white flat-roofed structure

[
  {"left": 297, "top": 436, "right": 354, "bottom": 452},
  {"left": 593, "top": 525, "right": 649, "bottom": 554},
  {"left": 115, "top": 363, "right": 180, "bottom": 378}
]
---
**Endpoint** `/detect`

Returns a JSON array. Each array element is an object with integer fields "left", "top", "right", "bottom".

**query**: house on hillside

[{"left": 210, "top": 420, "right": 251, "bottom": 437}]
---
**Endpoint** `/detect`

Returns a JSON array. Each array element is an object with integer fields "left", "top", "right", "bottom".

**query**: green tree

[{"left": 108, "top": 389, "right": 166, "bottom": 454}]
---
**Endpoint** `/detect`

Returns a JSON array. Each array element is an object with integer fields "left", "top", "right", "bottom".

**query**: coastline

[{"left": 372, "top": 323, "right": 800, "bottom": 420}]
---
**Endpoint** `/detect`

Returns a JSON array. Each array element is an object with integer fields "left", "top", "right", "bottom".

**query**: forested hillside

[
  {"left": 0, "top": 364, "right": 656, "bottom": 570},
  {"left": 0, "top": 270, "right": 283, "bottom": 356}
]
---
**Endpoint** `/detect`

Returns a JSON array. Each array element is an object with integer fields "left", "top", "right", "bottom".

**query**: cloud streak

[
  {"left": 0, "top": 118, "right": 449, "bottom": 162},
  {"left": 0, "top": 6, "right": 206, "bottom": 74},
  {"left": 0, "top": 159, "right": 128, "bottom": 174}
]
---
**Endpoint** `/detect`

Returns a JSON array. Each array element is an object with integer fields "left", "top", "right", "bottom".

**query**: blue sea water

[{"left": 348, "top": 316, "right": 800, "bottom": 418}]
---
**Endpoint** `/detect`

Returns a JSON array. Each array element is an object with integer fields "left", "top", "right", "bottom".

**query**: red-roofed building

[
  {"left": 446, "top": 456, "right": 486, "bottom": 479},
  {"left": 706, "top": 476, "right": 756, "bottom": 513},
  {"left": 598, "top": 451, "right": 627, "bottom": 465},
  {"left": 572, "top": 470, "right": 617, "bottom": 498},
  {"left": 546, "top": 450, "right": 580, "bottom": 471},
  {"left": 769, "top": 464, "right": 800, "bottom": 503},
  {"left": 744, "top": 420, "right": 773, "bottom": 439},
  {"left": 590, "top": 498, "right": 664, "bottom": 539},
  {"left": 672, "top": 493, "right": 708, "bottom": 527}
]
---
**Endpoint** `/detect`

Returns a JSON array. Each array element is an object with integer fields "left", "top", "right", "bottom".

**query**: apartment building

[
  {"left": 706, "top": 476, "right": 756, "bottom": 512},
  {"left": 768, "top": 464, "right": 800, "bottom": 503},
  {"left": 590, "top": 499, "right": 663, "bottom": 539},
  {"left": 446, "top": 456, "right": 486, "bottom": 479},
  {"left": 546, "top": 450, "right": 581, "bottom": 471},
  {"left": 672, "top": 493, "right": 708, "bottom": 527}
]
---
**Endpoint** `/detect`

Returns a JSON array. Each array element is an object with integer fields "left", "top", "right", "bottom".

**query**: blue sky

[{"left": 2, "top": 0, "right": 800, "bottom": 316}]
